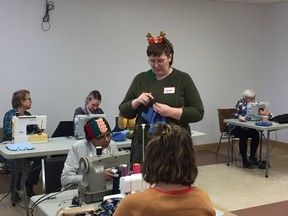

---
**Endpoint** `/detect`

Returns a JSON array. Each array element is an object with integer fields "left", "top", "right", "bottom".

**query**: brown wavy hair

[
  {"left": 11, "top": 89, "right": 30, "bottom": 108},
  {"left": 142, "top": 123, "right": 198, "bottom": 186}
]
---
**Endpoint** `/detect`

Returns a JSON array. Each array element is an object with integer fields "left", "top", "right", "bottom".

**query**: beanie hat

[{"left": 84, "top": 117, "right": 111, "bottom": 141}]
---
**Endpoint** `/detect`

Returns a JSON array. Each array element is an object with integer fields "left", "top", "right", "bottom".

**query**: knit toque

[{"left": 84, "top": 117, "right": 111, "bottom": 140}]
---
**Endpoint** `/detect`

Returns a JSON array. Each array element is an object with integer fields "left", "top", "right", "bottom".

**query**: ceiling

[{"left": 212, "top": 0, "right": 288, "bottom": 4}]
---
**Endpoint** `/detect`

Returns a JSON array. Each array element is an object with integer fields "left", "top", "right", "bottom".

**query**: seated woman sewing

[
  {"left": 61, "top": 117, "right": 115, "bottom": 189},
  {"left": 2, "top": 89, "right": 42, "bottom": 202}
]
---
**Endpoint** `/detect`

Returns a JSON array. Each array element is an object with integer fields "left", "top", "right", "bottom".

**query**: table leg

[
  {"left": 12, "top": 159, "right": 31, "bottom": 215},
  {"left": 259, "top": 132, "right": 263, "bottom": 162},
  {"left": 20, "top": 159, "right": 30, "bottom": 216},
  {"left": 227, "top": 125, "right": 232, "bottom": 166},
  {"left": 11, "top": 160, "right": 20, "bottom": 206},
  {"left": 265, "top": 131, "right": 270, "bottom": 178}
]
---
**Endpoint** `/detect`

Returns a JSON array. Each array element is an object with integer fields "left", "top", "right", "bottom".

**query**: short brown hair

[
  {"left": 11, "top": 90, "right": 30, "bottom": 108},
  {"left": 142, "top": 123, "right": 198, "bottom": 186},
  {"left": 146, "top": 37, "right": 174, "bottom": 67}
]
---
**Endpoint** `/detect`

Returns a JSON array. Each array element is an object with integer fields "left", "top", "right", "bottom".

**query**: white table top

[
  {"left": 30, "top": 189, "right": 80, "bottom": 216},
  {"left": 0, "top": 137, "right": 131, "bottom": 159},
  {"left": 30, "top": 189, "right": 223, "bottom": 216},
  {"left": 224, "top": 118, "right": 288, "bottom": 131},
  {"left": 0, "top": 131, "right": 205, "bottom": 160},
  {"left": 191, "top": 130, "right": 206, "bottom": 139}
]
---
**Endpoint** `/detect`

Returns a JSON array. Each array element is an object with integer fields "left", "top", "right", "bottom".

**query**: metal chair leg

[{"left": 216, "top": 135, "right": 223, "bottom": 157}]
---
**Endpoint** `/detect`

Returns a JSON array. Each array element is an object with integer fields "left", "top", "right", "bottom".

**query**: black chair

[
  {"left": 51, "top": 121, "right": 74, "bottom": 138},
  {"left": 42, "top": 156, "right": 66, "bottom": 193}
]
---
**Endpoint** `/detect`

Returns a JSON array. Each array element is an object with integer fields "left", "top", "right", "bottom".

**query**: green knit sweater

[
  {"left": 119, "top": 68, "right": 204, "bottom": 133},
  {"left": 119, "top": 68, "right": 204, "bottom": 164}
]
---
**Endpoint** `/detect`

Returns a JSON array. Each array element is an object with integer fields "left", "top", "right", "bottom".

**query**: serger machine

[
  {"left": 74, "top": 114, "right": 106, "bottom": 139},
  {"left": 12, "top": 115, "right": 48, "bottom": 143},
  {"left": 78, "top": 150, "right": 130, "bottom": 203}
]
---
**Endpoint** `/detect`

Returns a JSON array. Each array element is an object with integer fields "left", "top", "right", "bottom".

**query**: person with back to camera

[
  {"left": 61, "top": 117, "right": 115, "bottom": 189},
  {"left": 119, "top": 31, "right": 204, "bottom": 166},
  {"left": 74, "top": 90, "right": 104, "bottom": 118},
  {"left": 232, "top": 89, "right": 271, "bottom": 169},
  {"left": 1, "top": 90, "right": 42, "bottom": 201},
  {"left": 113, "top": 123, "right": 215, "bottom": 216}
]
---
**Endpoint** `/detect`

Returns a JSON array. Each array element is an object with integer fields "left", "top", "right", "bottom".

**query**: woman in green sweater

[{"left": 119, "top": 31, "right": 204, "bottom": 165}]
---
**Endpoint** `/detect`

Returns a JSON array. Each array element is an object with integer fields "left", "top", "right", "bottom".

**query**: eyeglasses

[
  {"left": 24, "top": 98, "right": 32, "bottom": 101},
  {"left": 96, "top": 133, "right": 112, "bottom": 141},
  {"left": 148, "top": 58, "right": 165, "bottom": 66}
]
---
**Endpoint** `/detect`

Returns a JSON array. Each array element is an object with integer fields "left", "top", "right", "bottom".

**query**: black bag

[{"left": 270, "top": 114, "right": 288, "bottom": 124}]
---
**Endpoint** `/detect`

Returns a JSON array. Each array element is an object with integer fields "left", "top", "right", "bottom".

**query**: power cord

[
  {"left": 41, "top": 0, "right": 55, "bottom": 31},
  {"left": 30, "top": 183, "right": 75, "bottom": 216},
  {"left": 0, "top": 192, "right": 10, "bottom": 202}
]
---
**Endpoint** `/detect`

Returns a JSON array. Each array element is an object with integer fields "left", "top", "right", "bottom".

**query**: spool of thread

[
  {"left": 119, "top": 164, "right": 128, "bottom": 177},
  {"left": 96, "top": 146, "right": 103, "bottom": 155},
  {"left": 133, "top": 163, "right": 140, "bottom": 174},
  {"left": 112, "top": 169, "right": 120, "bottom": 194}
]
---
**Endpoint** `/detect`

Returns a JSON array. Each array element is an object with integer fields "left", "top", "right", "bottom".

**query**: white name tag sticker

[{"left": 164, "top": 87, "right": 175, "bottom": 94}]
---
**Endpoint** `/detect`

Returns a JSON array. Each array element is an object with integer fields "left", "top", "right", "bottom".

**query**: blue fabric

[
  {"left": 111, "top": 130, "right": 128, "bottom": 142},
  {"left": 255, "top": 121, "right": 273, "bottom": 127},
  {"left": 141, "top": 107, "right": 166, "bottom": 134},
  {"left": 6, "top": 143, "right": 35, "bottom": 151}
]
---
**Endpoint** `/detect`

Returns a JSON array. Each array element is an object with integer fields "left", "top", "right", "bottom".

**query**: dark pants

[
  {"left": 231, "top": 126, "right": 259, "bottom": 163},
  {"left": 1, "top": 156, "right": 42, "bottom": 194}
]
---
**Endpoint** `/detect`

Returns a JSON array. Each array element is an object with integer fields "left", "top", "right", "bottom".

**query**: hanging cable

[{"left": 41, "top": 0, "right": 55, "bottom": 31}]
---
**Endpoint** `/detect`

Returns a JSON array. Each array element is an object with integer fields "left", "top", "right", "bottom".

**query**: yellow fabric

[
  {"left": 118, "top": 116, "right": 136, "bottom": 130},
  {"left": 127, "top": 118, "right": 136, "bottom": 131},
  {"left": 28, "top": 133, "right": 48, "bottom": 143},
  {"left": 118, "top": 116, "right": 128, "bottom": 130}
]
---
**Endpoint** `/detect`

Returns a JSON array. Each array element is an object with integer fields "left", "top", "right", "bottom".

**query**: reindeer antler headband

[{"left": 146, "top": 31, "right": 166, "bottom": 44}]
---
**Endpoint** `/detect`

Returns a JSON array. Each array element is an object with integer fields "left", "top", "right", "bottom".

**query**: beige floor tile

[{"left": 195, "top": 143, "right": 288, "bottom": 212}]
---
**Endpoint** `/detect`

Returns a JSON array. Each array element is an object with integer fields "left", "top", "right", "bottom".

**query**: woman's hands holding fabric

[
  {"left": 153, "top": 102, "right": 183, "bottom": 120},
  {"left": 153, "top": 102, "right": 170, "bottom": 117},
  {"left": 132, "top": 92, "right": 154, "bottom": 109}
]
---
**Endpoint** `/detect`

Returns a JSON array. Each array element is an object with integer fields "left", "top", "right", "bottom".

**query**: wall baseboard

[{"left": 194, "top": 140, "right": 288, "bottom": 151}]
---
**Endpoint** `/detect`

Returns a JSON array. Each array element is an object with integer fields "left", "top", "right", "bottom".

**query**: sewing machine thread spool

[
  {"left": 133, "top": 163, "right": 140, "bottom": 174},
  {"left": 112, "top": 169, "right": 120, "bottom": 194},
  {"left": 119, "top": 164, "right": 128, "bottom": 177},
  {"left": 96, "top": 146, "right": 103, "bottom": 155}
]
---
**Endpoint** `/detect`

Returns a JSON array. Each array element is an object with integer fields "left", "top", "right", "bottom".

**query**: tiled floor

[
  {"left": 195, "top": 141, "right": 288, "bottom": 215},
  {"left": 0, "top": 142, "right": 287, "bottom": 216}
]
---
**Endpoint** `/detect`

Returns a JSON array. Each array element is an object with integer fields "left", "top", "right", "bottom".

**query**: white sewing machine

[
  {"left": 245, "top": 102, "right": 269, "bottom": 121},
  {"left": 12, "top": 115, "right": 48, "bottom": 143},
  {"left": 74, "top": 114, "right": 106, "bottom": 139},
  {"left": 78, "top": 150, "right": 130, "bottom": 203}
]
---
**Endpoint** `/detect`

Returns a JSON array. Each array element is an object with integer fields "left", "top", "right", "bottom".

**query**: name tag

[{"left": 164, "top": 87, "right": 175, "bottom": 94}]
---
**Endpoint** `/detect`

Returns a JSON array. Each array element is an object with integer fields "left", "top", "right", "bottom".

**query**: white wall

[
  {"left": 0, "top": 0, "right": 287, "bottom": 144},
  {"left": 262, "top": 3, "right": 288, "bottom": 142}
]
